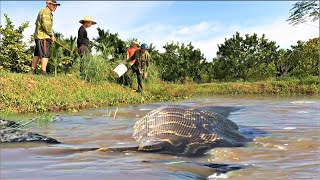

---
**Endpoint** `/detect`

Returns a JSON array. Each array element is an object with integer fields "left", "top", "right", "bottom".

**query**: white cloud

[
  {"left": 241, "top": 17, "right": 319, "bottom": 48},
  {"left": 1, "top": 1, "right": 168, "bottom": 41},
  {"left": 128, "top": 17, "right": 318, "bottom": 61},
  {"left": 1, "top": 2, "right": 318, "bottom": 61},
  {"left": 176, "top": 22, "right": 210, "bottom": 35}
]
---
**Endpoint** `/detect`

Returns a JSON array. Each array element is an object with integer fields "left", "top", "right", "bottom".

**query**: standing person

[
  {"left": 125, "top": 43, "right": 151, "bottom": 93},
  {"left": 77, "top": 16, "right": 97, "bottom": 76},
  {"left": 29, "top": 0, "right": 60, "bottom": 75},
  {"left": 126, "top": 41, "right": 139, "bottom": 63},
  {"left": 123, "top": 41, "right": 139, "bottom": 87}
]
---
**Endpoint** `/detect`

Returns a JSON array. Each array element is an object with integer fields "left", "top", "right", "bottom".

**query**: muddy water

[{"left": 1, "top": 96, "right": 319, "bottom": 180}]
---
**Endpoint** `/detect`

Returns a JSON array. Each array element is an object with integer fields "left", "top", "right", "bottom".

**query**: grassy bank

[{"left": 0, "top": 72, "right": 318, "bottom": 114}]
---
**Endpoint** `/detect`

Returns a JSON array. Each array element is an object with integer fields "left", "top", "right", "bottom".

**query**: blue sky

[{"left": 1, "top": 1, "right": 318, "bottom": 60}]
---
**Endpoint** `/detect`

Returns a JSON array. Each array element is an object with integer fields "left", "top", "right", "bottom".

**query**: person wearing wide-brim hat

[{"left": 77, "top": 16, "right": 97, "bottom": 77}]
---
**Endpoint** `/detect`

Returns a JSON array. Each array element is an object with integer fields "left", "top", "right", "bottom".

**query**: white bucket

[{"left": 112, "top": 63, "right": 128, "bottom": 78}]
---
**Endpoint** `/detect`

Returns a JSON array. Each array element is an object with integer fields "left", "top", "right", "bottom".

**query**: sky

[{"left": 1, "top": 1, "right": 319, "bottom": 60}]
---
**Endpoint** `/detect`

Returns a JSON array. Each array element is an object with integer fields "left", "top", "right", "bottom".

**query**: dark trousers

[
  {"left": 124, "top": 67, "right": 144, "bottom": 92},
  {"left": 77, "top": 45, "right": 89, "bottom": 76}
]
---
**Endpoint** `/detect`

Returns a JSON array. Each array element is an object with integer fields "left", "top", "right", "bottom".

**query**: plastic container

[{"left": 112, "top": 63, "right": 128, "bottom": 78}]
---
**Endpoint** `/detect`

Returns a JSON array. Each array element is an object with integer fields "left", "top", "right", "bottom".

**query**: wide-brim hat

[
  {"left": 46, "top": 0, "right": 60, "bottom": 6},
  {"left": 132, "top": 41, "right": 139, "bottom": 45},
  {"left": 79, "top": 16, "right": 97, "bottom": 25}
]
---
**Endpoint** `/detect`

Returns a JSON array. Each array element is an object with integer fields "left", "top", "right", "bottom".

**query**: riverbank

[{"left": 0, "top": 72, "right": 318, "bottom": 114}]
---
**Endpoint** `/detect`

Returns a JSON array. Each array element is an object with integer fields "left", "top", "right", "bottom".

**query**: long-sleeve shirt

[
  {"left": 126, "top": 49, "right": 151, "bottom": 72},
  {"left": 77, "top": 26, "right": 90, "bottom": 48},
  {"left": 34, "top": 7, "right": 53, "bottom": 40}
]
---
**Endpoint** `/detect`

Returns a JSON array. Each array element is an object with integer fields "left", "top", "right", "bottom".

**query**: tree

[
  {"left": 288, "top": 38, "right": 320, "bottom": 77},
  {"left": 147, "top": 43, "right": 160, "bottom": 62},
  {"left": 214, "top": 32, "right": 279, "bottom": 81},
  {"left": 93, "top": 28, "right": 126, "bottom": 60},
  {"left": 125, "top": 38, "right": 139, "bottom": 48},
  {"left": 274, "top": 48, "right": 295, "bottom": 78},
  {"left": 287, "top": 0, "right": 320, "bottom": 26},
  {"left": 156, "top": 42, "right": 206, "bottom": 83},
  {"left": 0, "top": 14, "right": 33, "bottom": 73}
]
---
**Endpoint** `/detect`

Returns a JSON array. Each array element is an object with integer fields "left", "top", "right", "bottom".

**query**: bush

[
  {"left": 46, "top": 33, "right": 79, "bottom": 75},
  {"left": 214, "top": 32, "right": 279, "bottom": 81},
  {"left": 0, "top": 14, "right": 33, "bottom": 73},
  {"left": 155, "top": 42, "right": 206, "bottom": 82},
  {"left": 246, "top": 63, "right": 277, "bottom": 81},
  {"left": 80, "top": 54, "right": 111, "bottom": 83}
]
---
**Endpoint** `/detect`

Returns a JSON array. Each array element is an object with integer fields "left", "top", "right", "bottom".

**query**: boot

[
  {"left": 40, "top": 70, "right": 47, "bottom": 75},
  {"left": 28, "top": 68, "right": 36, "bottom": 75}
]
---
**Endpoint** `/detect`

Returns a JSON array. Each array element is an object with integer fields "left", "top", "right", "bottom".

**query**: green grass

[{"left": 0, "top": 71, "right": 318, "bottom": 114}]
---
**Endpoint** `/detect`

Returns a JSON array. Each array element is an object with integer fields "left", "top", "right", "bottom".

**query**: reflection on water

[{"left": 1, "top": 96, "right": 319, "bottom": 180}]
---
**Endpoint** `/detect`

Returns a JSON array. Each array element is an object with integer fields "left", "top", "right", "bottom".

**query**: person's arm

[
  {"left": 41, "top": 10, "right": 54, "bottom": 39},
  {"left": 126, "top": 49, "right": 130, "bottom": 60},
  {"left": 124, "top": 51, "right": 136, "bottom": 64},
  {"left": 144, "top": 53, "right": 151, "bottom": 79},
  {"left": 146, "top": 53, "right": 151, "bottom": 70},
  {"left": 82, "top": 29, "right": 89, "bottom": 46},
  {"left": 78, "top": 27, "right": 85, "bottom": 45}
]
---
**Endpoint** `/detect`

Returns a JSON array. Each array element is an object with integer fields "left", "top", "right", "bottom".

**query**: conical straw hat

[{"left": 79, "top": 16, "right": 97, "bottom": 25}]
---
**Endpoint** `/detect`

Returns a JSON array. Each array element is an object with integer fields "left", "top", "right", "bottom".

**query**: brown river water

[{"left": 1, "top": 96, "right": 319, "bottom": 180}]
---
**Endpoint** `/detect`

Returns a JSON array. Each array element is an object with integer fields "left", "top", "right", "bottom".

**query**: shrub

[{"left": 0, "top": 14, "right": 33, "bottom": 73}]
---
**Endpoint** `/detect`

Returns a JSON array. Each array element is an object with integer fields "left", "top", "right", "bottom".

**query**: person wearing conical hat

[{"left": 77, "top": 16, "right": 96, "bottom": 76}]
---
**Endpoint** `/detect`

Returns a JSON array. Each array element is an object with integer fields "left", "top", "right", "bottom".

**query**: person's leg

[
  {"left": 40, "top": 39, "right": 51, "bottom": 75},
  {"left": 137, "top": 71, "right": 144, "bottom": 93},
  {"left": 38, "top": 39, "right": 51, "bottom": 75},
  {"left": 41, "top": 58, "right": 48, "bottom": 74},
  {"left": 79, "top": 57, "right": 84, "bottom": 77},
  {"left": 29, "top": 39, "right": 41, "bottom": 74},
  {"left": 125, "top": 68, "right": 134, "bottom": 89},
  {"left": 29, "top": 56, "right": 39, "bottom": 74},
  {"left": 78, "top": 45, "right": 88, "bottom": 77}
]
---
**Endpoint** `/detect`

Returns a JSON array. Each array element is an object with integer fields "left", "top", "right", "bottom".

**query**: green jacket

[
  {"left": 127, "top": 50, "right": 151, "bottom": 73},
  {"left": 34, "top": 7, "right": 53, "bottom": 40}
]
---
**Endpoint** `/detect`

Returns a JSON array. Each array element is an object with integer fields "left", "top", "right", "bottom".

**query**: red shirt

[
  {"left": 127, "top": 47, "right": 138, "bottom": 65},
  {"left": 127, "top": 47, "right": 138, "bottom": 58}
]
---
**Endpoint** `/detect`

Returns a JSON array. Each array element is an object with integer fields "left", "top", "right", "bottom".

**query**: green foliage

[
  {"left": 155, "top": 42, "right": 206, "bottom": 83},
  {"left": 1, "top": 72, "right": 318, "bottom": 113},
  {"left": 46, "top": 32, "right": 79, "bottom": 75},
  {"left": 214, "top": 32, "right": 279, "bottom": 81},
  {"left": 274, "top": 48, "right": 294, "bottom": 78},
  {"left": 276, "top": 75, "right": 319, "bottom": 85},
  {"left": 289, "top": 38, "right": 319, "bottom": 77},
  {"left": 246, "top": 63, "right": 276, "bottom": 81},
  {"left": 145, "top": 63, "right": 160, "bottom": 84},
  {"left": 0, "top": 13, "right": 317, "bottom": 84},
  {"left": 125, "top": 38, "right": 140, "bottom": 48},
  {"left": 0, "top": 14, "right": 33, "bottom": 73},
  {"left": 198, "top": 61, "right": 215, "bottom": 83},
  {"left": 80, "top": 54, "right": 110, "bottom": 83},
  {"left": 287, "top": 0, "right": 320, "bottom": 25},
  {"left": 93, "top": 28, "right": 127, "bottom": 60}
]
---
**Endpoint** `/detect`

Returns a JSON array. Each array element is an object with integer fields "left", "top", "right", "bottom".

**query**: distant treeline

[{"left": 0, "top": 14, "right": 319, "bottom": 83}]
